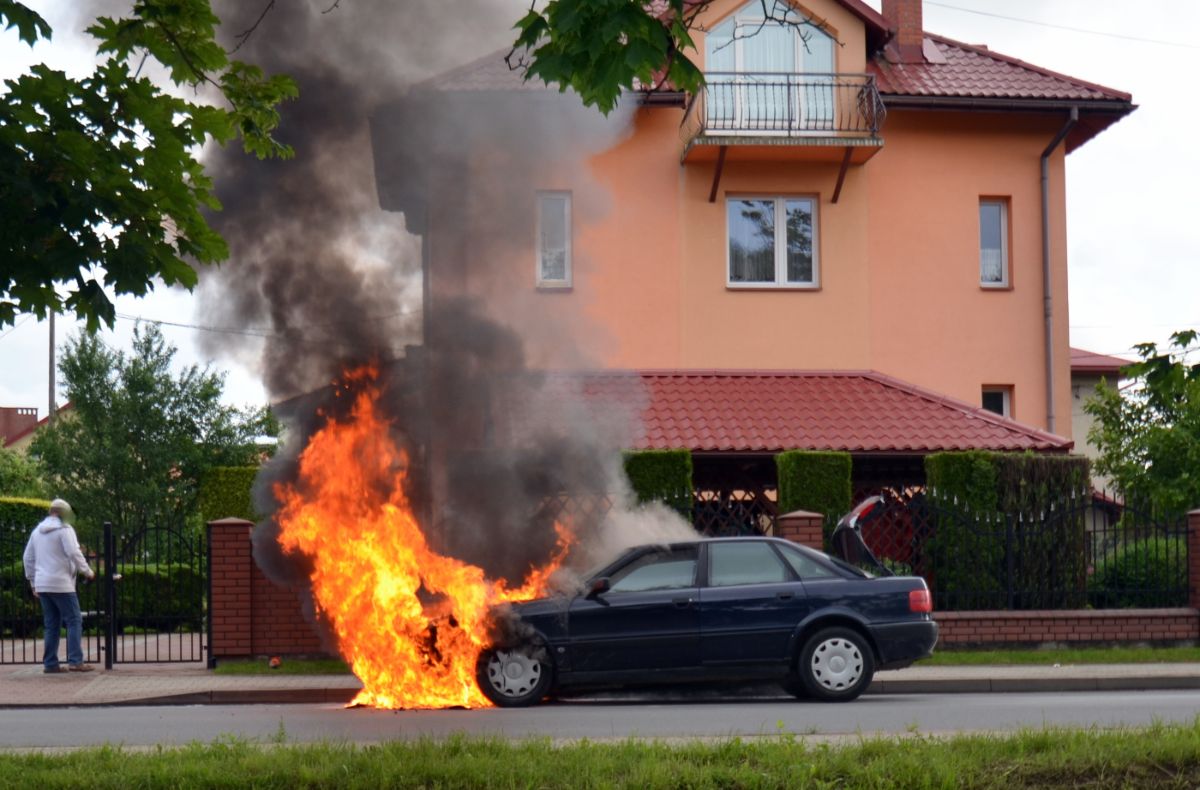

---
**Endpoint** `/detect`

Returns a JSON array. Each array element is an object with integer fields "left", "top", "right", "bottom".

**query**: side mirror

[{"left": 587, "top": 577, "right": 611, "bottom": 598}]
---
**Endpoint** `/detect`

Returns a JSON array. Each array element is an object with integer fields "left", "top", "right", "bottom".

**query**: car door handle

[
  {"left": 672, "top": 597, "right": 692, "bottom": 609},
  {"left": 775, "top": 592, "right": 794, "bottom": 601}
]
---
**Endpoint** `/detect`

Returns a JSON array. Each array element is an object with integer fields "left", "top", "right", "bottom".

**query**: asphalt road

[{"left": 4, "top": 690, "right": 1199, "bottom": 749}]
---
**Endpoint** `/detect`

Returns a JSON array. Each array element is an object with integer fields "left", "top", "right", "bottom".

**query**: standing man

[{"left": 23, "top": 499, "right": 96, "bottom": 673}]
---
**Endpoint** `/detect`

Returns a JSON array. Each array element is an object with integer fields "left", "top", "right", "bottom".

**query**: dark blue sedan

[{"left": 477, "top": 535, "right": 938, "bottom": 706}]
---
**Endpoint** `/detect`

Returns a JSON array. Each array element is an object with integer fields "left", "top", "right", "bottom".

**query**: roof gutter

[{"left": 1040, "top": 107, "right": 1078, "bottom": 436}]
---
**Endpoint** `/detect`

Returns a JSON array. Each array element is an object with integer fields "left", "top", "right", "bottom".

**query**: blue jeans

[{"left": 39, "top": 592, "right": 83, "bottom": 669}]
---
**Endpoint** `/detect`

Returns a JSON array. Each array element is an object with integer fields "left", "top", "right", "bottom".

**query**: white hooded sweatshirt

[{"left": 23, "top": 516, "right": 94, "bottom": 593}]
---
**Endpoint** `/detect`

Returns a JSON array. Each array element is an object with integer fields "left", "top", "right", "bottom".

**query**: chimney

[
  {"left": 0, "top": 406, "right": 37, "bottom": 445},
  {"left": 882, "top": 0, "right": 924, "bottom": 64}
]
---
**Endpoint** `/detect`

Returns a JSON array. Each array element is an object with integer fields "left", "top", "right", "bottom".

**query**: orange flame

[{"left": 274, "top": 365, "right": 573, "bottom": 709}]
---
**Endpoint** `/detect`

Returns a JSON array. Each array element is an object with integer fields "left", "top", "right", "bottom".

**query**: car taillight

[{"left": 909, "top": 589, "right": 932, "bottom": 613}]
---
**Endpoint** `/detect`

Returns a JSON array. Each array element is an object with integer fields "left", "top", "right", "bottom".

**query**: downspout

[{"left": 1040, "top": 107, "right": 1078, "bottom": 435}]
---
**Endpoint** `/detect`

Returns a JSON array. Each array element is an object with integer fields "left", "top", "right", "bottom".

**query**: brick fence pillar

[
  {"left": 207, "top": 518, "right": 255, "bottom": 667},
  {"left": 776, "top": 510, "right": 824, "bottom": 550},
  {"left": 1189, "top": 510, "right": 1200, "bottom": 611}
]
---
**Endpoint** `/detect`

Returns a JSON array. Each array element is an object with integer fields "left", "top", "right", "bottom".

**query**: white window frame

[
  {"left": 979, "top": 198, "right": 1009, "bottom": 288},
  {"left": 725, "top": 195, "right": 820, "bottom": 289},
  {"left": 981, "top": 386, "right": 1012, "bottom": 418},
  {"left": 536, "top": 191, "right": 572, "bottom": 289}
]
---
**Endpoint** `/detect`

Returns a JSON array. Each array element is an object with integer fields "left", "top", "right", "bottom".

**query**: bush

[
  {"left": 115, "top": 564, "right": 205, "bottom": 631},
  {"left": 924, "top": 452, "right": 1090, "bottom": 610},
  {"left": 0, "top": 496, "right": 50, "bottom": 529},
  {"left": 198, "top": 467, "right": 259, "bottom": 524},
  {"left": 1089, "top": 536, "right": 1187, "bottom": 608},
  {"left": 622, "top": 450, "right": 692, "bottom": 517},
  {"left": 775, "top": 451, "right": 851, "bottom": 545}
]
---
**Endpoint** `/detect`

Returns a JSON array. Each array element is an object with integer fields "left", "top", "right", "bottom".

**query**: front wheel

[
  {"left": 797, "top": 627, "right": 874, "bottom": 702},
  {"left": 476, "top": 645, "right": 552, "bottom": 707}
]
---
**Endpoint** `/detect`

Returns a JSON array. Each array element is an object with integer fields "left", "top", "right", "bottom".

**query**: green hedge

[
  {"left": 622, "top": 450, "right": 693, "bottom": 516},
  {"left": 0, "top": 496, "right": 50, "bottom": 528},
  {"left": 925, "top": 452, "right": 1090, "bottom": 610},
  {"left": 1088, "top": 536, "right": 1187, "bottom": 608},
  {"left": 775, "top": 451, "right": 852, "bottom": 542},
  {"left": 115, "top": 564, "right": 205, "bottom": 631},
  {"left": 198, "top": 467, "right": 259, "bottom": 524}
]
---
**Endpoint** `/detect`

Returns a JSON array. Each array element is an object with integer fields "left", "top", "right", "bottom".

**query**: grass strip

[
  {"left": 2, "top": 720, "right": 1199, "bottom": 788},
  {"left": 212, "top": 658, "right": 351, "bottom": 676}
]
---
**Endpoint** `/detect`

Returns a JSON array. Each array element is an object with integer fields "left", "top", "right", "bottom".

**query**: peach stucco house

[{"left": 371, "top": 0, "right": 1133, "bottom": 513}]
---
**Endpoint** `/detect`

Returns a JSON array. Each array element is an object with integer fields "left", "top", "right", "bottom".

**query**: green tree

[
  {"left": 0, "top": 445, "right": 47, "bottom": 498},
  {"left": 1, "top": 0, "right": 296, "bottom": 331},
  {"left": 1086, "top": 330, "right": 1200, "bottom": 516},
  {"left": 29, "top": 323, "right": 274, "bottom": 537},
  {"left": 510, "top": 0, "right": 831, "bottom": 113}
]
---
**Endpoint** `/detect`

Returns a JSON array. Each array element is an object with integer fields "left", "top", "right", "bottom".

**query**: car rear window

[{"left": 776, "top": 542, "right": 841, "bottom": 580}]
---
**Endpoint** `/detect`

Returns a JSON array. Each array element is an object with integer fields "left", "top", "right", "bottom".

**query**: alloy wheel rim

[
  {"left": 486, "top": 649, "right": 542, "bottom": 698},
  {"left": 809, "top": 637, "right": 863, "bottom": 691}
]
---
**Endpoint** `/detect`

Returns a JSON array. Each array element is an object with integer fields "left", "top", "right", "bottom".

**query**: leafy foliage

[
  {"left": 29, "top": 324, "right": 275, "bottom": 539},
  {"left": 198, "top": 465, "right": 259, "bottom": 524},
  {"left": 775, "top": 450, "right": 851, "bottom": 536},
  {"left": 511, "top": 0, "right": 703, "bottom": 114},
  {"left": 622, "top": 450, "right": 692, "bottom": 516},
  {"left": 1088, "top": 536, "right": 1187, "bottom": 609},
  {"left": 0, "top": 448, "right": 47, "bottom": 498},
  {"left": 925, "top": 452, "right": 1090, "bottom": 610},
  {"left": 1086, "top": 330, "right": 1200, "bottom": 516},
  {"left": 0, "top": 0, "right": 297, "bottom": 330},
  {"left": 0, "top": 496, "right": 49, "bottom": 528}
]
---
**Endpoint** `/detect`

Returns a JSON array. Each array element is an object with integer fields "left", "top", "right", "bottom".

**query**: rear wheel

[
  {"left": 798, "top": 627, "right": 874, "bottom": 702},
  {"left": 476, "top": 645, "right": 552, "bottom": 707}
]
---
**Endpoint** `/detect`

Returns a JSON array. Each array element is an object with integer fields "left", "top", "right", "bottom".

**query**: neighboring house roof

[
  {"left": 1070, "top": 347, "right": 1130, "bottom": 378},
  {"left": 2, "top": 403, "right": 73, "bottom": 450},
  {"left": 542, "top": 370, "right": 1071, "bottom": 454}
]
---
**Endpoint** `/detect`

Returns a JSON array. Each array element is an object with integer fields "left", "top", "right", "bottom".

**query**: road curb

[{"left": 870, "top": 675, "right": 1200, "bottom": 695}]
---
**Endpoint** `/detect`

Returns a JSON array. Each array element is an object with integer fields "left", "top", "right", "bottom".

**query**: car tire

[
  {"left": 476, "top": 644, "right": 553, "bottom": 707},
  {"left": 797, "top": 627, "right": 874, "bottom": 702}
]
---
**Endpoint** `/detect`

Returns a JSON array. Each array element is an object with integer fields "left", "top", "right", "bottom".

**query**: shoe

[
  {"left": 43, "top": 666, "right": 66, "bottom": 674},
  {"left": 67, "top": 663, "right": 95, "bottom": 672}
]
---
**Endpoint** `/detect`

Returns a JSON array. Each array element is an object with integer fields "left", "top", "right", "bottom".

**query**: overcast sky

[{"left": 1, "top": 0, "right": 1196, "bottom": 419}]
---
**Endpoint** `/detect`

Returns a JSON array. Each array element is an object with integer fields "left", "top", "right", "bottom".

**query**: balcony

[{"left": 680, "top": 72, "right": 886, "bottom": 171}]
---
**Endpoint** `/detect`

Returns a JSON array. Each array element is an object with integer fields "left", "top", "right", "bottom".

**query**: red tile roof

[
  {"left": 871, "top": 34, "right": 1130, "bottom": 103},
  {"left": 1070, "top": 347, "right": 1130, "bottom": 377},
  {"left": 2, "top": 402, "right": 72, "bottom": 449},
  {"left": 543, "top": 370, "right": 1070, "bottom": 454}
]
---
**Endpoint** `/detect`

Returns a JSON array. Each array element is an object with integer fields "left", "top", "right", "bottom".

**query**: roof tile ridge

[
  {"left": 860, "top": 371, "right": 1072, "bottom": 448},
  {"left": 923, "top": 33, "right": 1132, "bottom": 102}
]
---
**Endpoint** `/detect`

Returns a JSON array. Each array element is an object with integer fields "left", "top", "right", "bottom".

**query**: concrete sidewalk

[{"left": 3, "top": 661, "right": 1200, "bottom": 707}]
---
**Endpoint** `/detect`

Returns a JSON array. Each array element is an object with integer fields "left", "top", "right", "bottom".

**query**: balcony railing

[{"left": 682, "top": 72, "right": 886, "bottom": 143}]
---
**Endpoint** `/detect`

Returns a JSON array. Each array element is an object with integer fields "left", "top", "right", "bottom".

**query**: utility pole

[{"left": 48, "top": 310, "right": 56, "bottom": 424}]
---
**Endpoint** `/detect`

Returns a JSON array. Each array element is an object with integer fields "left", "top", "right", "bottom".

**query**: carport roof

[{"left": 546, "top": 370, "right": 1072, "bottom": 455}]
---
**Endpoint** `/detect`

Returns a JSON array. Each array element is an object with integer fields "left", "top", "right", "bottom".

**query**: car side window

[
  {"left": 607, "top": 547, "right": 698, "bottom": 592},
  {"left": 776, "top": 543, "right": 838, "bottom": 580},
  {"left": 708, "top": 542, "right": 790, "bottom": 587}
]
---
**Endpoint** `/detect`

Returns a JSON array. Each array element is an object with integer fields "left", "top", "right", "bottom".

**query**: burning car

[{"left": 477, "top": 516, "right": 937, "bottom": 706}]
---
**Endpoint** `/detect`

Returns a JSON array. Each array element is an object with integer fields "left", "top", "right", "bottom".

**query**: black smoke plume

[{"left": 195, "top": 1, "right": 693, "bottom": 598}]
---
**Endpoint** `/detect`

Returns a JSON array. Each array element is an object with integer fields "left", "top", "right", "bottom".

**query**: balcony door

[{"left": 705, "top": 2, "right": 834, "bottom": 133}]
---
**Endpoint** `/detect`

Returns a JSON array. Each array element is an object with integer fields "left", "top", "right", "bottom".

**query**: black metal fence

[
  {"left": 1, "top": 521, "right": 206, "bottom": 666},
  {"left": 859, "top": 488, "right": 1189, "bottom": 612}
]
